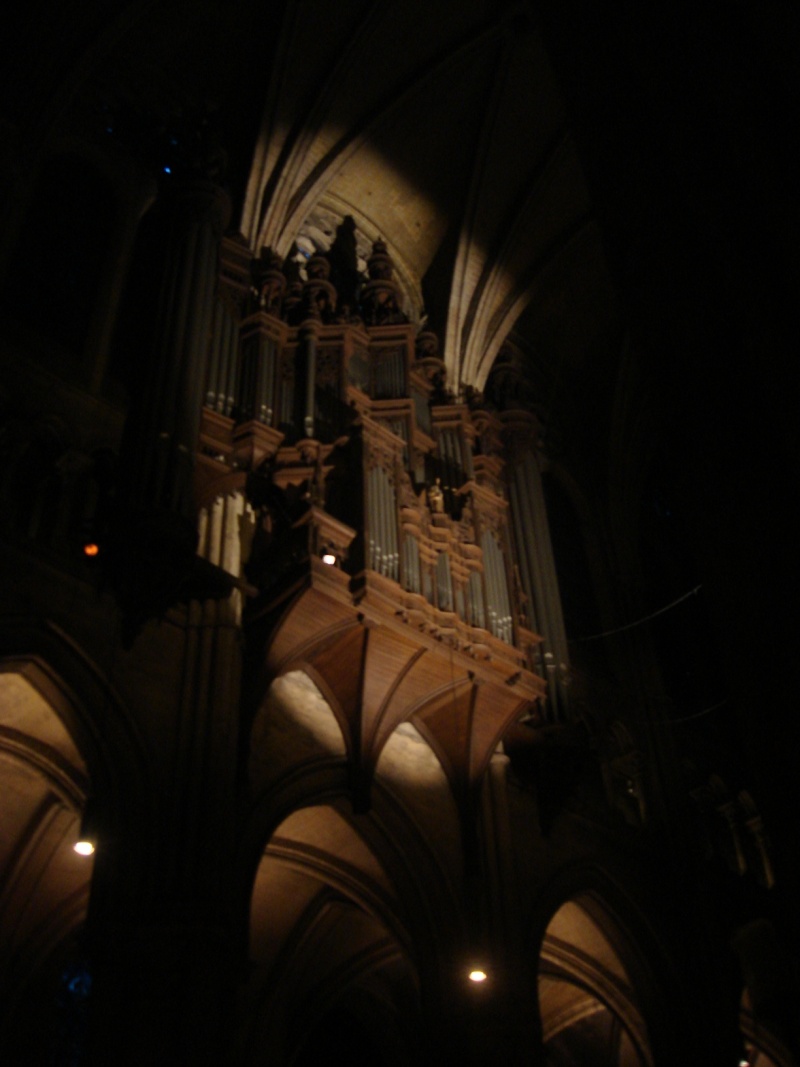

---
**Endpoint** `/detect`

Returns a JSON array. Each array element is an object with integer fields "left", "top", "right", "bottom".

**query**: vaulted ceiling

[
  {"left": 240, "top": 0, "right": 619, "bottom": 397},
  {"left": 2, "top": 0, "right": 622, "bottom": 447}
]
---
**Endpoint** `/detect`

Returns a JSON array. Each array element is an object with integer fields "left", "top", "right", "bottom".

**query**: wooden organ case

[{"left": 195, "top": 230, "right": 547, "bottom": 816}]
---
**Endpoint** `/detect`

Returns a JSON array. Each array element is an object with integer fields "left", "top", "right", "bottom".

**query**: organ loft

[{"left": 193, "top": 226, "right": 559, "bottom": 827}]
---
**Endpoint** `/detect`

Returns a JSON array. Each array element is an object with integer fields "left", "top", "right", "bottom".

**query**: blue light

[{"left": 163, "top": 166, "right": 172, "bottom": 175}]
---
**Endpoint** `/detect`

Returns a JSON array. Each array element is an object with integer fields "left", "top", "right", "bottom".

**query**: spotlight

[
  {"left": 468, "top": 969, "right": 487, "bottom": 983},
  {"left": 321, "top": 551, "right": 336, "bottom": 566},
  {"left": 73, "top": 803, "right": 98, "bottom": 856}
]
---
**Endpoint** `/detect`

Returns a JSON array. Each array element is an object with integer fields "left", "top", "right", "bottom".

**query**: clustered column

[
  {"left": 123, "top": 176, "right": 231, "bottom": 526},
  {"left": 503, "top": 412, "right": 570, "bottom": 720}
]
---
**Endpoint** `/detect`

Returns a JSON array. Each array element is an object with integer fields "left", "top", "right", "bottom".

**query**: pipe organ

[{"left": 196, "top": 221, "right": 556, "bottom": 810}]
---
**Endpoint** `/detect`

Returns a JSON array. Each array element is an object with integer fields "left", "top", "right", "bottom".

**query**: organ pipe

[
  {"left": 303, "top": 325, "right": 317, "bottom": 439},
  {"left": 224, "top": 311, "right": 238, "bottom": 418},
  {"left": 206, "top": 300, "right": 223, "bottom": 409}
]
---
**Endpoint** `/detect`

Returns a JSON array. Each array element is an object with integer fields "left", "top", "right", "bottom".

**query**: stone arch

[
  {"left": 0, "top": 618, "right": 157, "bottom": 912},
  {"left": 537, "top": 893, "right": 654, "bottom": 1066},
  {"left": 237, "top": 800, "right": 425, "bottom": 1067},
  {"left": 530, "top": 869, "right": 690, "bottom": 1067},
  {"left": 243, "top": 671, "right": 461, "bottom": 949},
  {"left": 238, "top": 675, "right": 469, "bottom": 1063},
  {"left": 0, "top": 624, "right": 150, "bottom": 1061},
  {"left": 734, "top": 920, "right": 798, "bottom": 1067}
]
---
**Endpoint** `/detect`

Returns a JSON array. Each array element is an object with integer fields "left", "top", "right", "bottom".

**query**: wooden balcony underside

[{"left": 264, "top": 562, "right": 546, "bottom": 804}]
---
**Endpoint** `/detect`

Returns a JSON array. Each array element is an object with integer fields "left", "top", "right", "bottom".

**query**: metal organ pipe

[
  {"left": 509, "top": 474, "right": 538, "bottom": 633},
  {"left": 367, "top": 465, "right": 376, "bottom": 571},
  {"left": 197, "top": 505, "right": 209, "bottom": 558},
  {"left": 527, "top": 452, "right": 570, "bottom": 710},
  {"left": 481, "top": 530, "right": 513, "bottom": 643},
  {"left": 253, "top": 335, "right": 266, "bottom": 422},
  {"left": 225, "top": 310, "right": 239, "bottom": 418},
  {"left": 494, "top": 535, "right": 507, "bottom": 640},
  {"left": 303, "top": 326, "right": 316, "bottom": 439},
  {"left": 279, "top": 353, "right": 293, "bottom": 432},
  {"left": 491, "top": 531, "right": 508, "bottom": 642},
  {"left": 391, "top": 474, "right": 399, "bottom": 581},
  {"left": 380, "top": 468, "right": 388, "bottom": 577},
  {"left": 214, "top": 302, "right": 228, "bottom": 413},
  {"left": 376, "top": 465, "right": 385, "bottom": 574},
  {"left": 254, "top": 337, "right": 270, "bottom": 423},
  {"left": 386, "top": 468, "right": 398, "bottom": 580},
  {"left": 222, "top": 492, "right": 243, "bottom": 574},
  {"left": 482, "top": 531, "right": 496, "bottom": 635},
  {"left": 379, "top": 468, "right": 386, "bottom": 576},
  {"left": 388, "top": 471, "right": 398, "bottom": 580},
  {"left": 206, "top": 300, "right": 223, "bottom": 409},
  {"left": 208, "top": 495, "right": 224, "bottom": 568},
  {"left": 492, "top": 532, "right": 503, "bottom": 637},
  {"left": 175, "top": 222, "right": 218, "bottom": 456},
  {"left": 378, "top": 466, "right": 386, "bottom": 576},
  {"left": 520, "top": 454, "right": 550, "bottom": 631},
  {"left": 501, "top": 544, "right": 513, "bottom": 643},
  {"left": 486, "top": 535, "right": 498, "bottom": 637}
]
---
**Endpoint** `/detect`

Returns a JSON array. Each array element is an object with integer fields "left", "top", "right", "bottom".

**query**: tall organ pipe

[
  {"left": 379, "top": 468, "right": 386, "bottom": 575},
  {"left": 368, "top": 466, "right": 376, "bottom": 571},
  {"left": 224, "top": 311, "right": 238, "bottom": 418},
  {"left": 509, "top": 475, "right": 538, "bottom": 632},
  {"left": 376, "top": 466, "right": 384, "bottom": 573},
  {"left": 389, "top": 471, "right": 398, "bottom": 580},
  {"left": 206, "top": 300, "right": 223, "bottom": 409},
  {"left": 122, "top": 178, "right": 229, "bottom": 522},
  {"left": 303, "top": 324, "right": 317, "bottom": 439},
  {"left": 254, "top": 337, "right": 268, "bottom": 423},
  {"left": 384, "top": 470, "right": 391, "bottom": 577}
]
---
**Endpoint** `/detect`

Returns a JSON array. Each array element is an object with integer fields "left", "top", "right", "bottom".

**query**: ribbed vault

[
  {"left": 241, "top": 0, "right": 613, "bottom": 395},
  {"left": 538, "top": 897, "right": 654, "bottom": 1067},
  {"left": 240, "top": 801, "right": 424, "bottom": 1067},
  {"left": 0, "top": 667, "right": 93, "bottom": 1058}
]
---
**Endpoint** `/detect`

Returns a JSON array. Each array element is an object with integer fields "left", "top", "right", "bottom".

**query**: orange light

[{"left": 83, "top": 542, "right": 100, "bottom": 557}]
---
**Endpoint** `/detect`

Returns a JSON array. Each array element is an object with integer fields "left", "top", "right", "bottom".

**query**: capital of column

[
  {"left": 163, "top": 176, "right": 231, "bottom": 235},
  {"left": 498, "top": 409, "right": 542, "bottom": 462}
]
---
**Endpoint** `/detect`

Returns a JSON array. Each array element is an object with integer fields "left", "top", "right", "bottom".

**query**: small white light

[
  {"left": 321, "top": 552, "right": 336, "bottom": 566},
  {"left": 468, "top": 969, "right": 487, "bottom": 983},
  {"left": 74, "top": 840, "right": 95, "bottom": 856}
]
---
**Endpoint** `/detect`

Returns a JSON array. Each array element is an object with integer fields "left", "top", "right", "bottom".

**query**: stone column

[
  {"left": 84, "top": 563, "right": 245, "bottom": 1065},
  {"left": 123, "top": 176, "right": 231, "bottom": 526},
  {"left": 84, "top": 921, "right": 238, "bottom": 1067},
  {"left": 112, "top": 176, "right": 233, "bottom": 637},
  {"left": 502, "top": 411, "right": 570, "bottom": 720}
]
